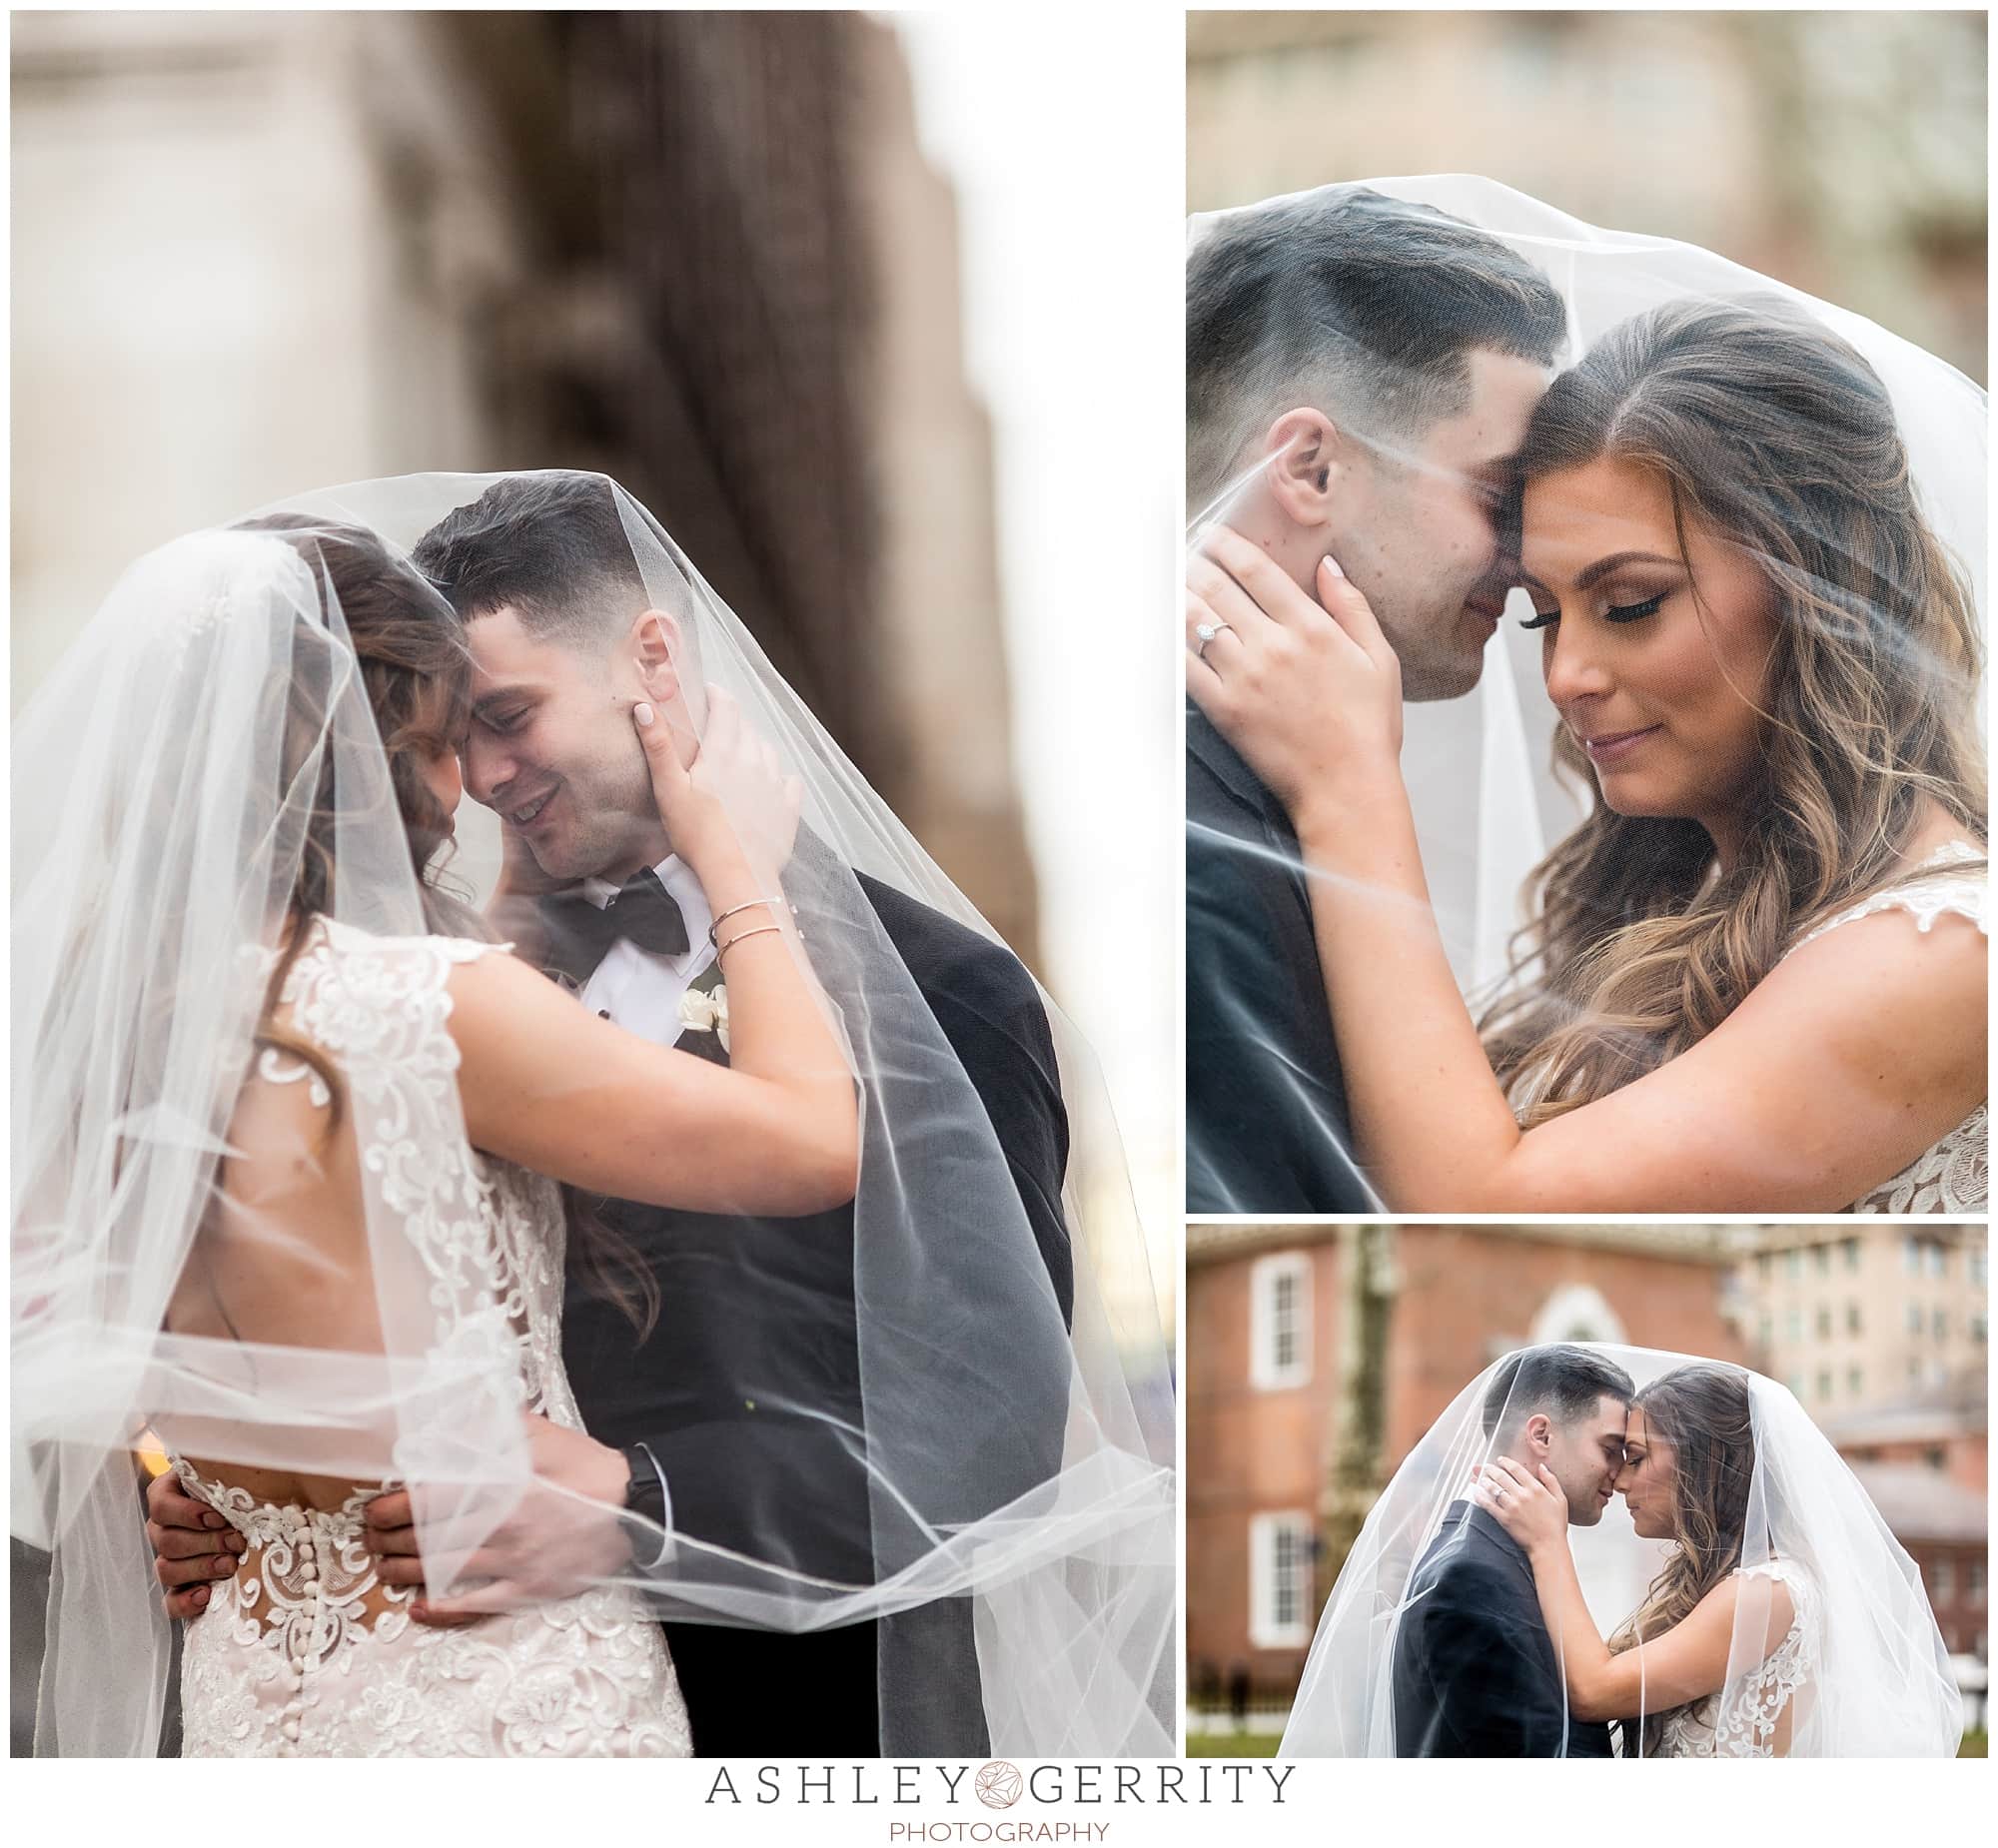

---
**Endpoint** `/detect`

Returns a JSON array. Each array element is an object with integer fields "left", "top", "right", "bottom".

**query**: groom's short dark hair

[
  {"left": 1481, "top": 1346, "right": 1633, "bottom": 1445},
  {"left": 1186, "top": 186, "right": 1567, "bottom": 499},
  {"left": 412, "top": 471, "right": 652, "bottom": 649}
]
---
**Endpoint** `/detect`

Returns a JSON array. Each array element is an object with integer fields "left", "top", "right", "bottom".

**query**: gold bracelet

[
  {"left": 707, "top": 897, "right": 785, "bottom": 948},
  {"left": 715, "top": 921, "right": 784, "bottom": 963}
]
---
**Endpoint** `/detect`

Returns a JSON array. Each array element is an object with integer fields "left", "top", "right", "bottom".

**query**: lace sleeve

[{"left": 1786, "top": 841, "right": 1988, "bottom": 958}]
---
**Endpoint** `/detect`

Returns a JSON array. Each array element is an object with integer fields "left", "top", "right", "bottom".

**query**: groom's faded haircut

[
  {"left": 1481, "top": 1346, "right": 1633, "bottom": 1448},
  {"left": 1186, "top": 187, "right": 1568, "bottom": 502},
  {"left": 411, "top": 471, "right": 662, "bottom": 652}
]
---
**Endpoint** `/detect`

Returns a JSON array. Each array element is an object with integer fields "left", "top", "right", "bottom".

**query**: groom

[
  {"left": 1184, "top": 187, "right": 1565, "bottom": 1211},
  {"left": 147, "top": 471, "right": 1074, "bottom": 1757},
  {"left": 1392, "top": 1346, "right": 1632, "bottom": 1756}
]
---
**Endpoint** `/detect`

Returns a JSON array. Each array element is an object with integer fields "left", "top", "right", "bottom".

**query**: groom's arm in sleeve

[
  {"left": 1186, "top": 733, "right": 1374, "bottom": 1215},
  {"left": 1412, "top": 1558, "right": 1570, "bottom": 1757}
]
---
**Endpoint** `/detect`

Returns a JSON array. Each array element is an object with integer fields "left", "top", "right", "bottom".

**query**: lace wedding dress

[
  {"left": 1784, "top": 841, "right": 1988, "bottom": 1214},
  {"left": 167, "top": 921, "right": 692, "bottom": 1758},
  {"left": 1650, "top": 1560, "right": 1818, "bottom": 1758}
]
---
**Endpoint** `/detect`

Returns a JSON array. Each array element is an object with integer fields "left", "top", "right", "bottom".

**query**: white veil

[
  {"left": 1187, "top": 175, "right": 1986, "bottom": 1014},
  {"left": 12, "top": 472, "right": 1174, "bottom": 1757},
  {"left": 1280, "top": 1343, "right": 1960, "bottom": 1758},
  {"left": 13, "top": 520, "right": 532, "bottom": 1755}
]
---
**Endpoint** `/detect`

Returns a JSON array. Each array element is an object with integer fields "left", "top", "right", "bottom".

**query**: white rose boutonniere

[{"left": 678, "top": 982, "right": 730, "bottom": 1055}]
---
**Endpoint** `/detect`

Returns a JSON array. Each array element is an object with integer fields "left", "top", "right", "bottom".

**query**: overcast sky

[{"left": 895, "top": 14, "right": 1182, "bottom": 1318}]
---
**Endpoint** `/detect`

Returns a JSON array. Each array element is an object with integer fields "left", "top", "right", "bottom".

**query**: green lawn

[
  {"left": 1185, "top": 1730, "right": 1283, "bottom": 1758},
  {"left": 1187, "top": 1727, "right": 1988, "bottom": 1758}
]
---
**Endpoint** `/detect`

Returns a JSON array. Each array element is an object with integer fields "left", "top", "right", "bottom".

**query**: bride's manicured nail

[
  {"left": 633, "top": 702, "right": 655, "bottom": 727},
  {"left": 1322, "top": 553, "right": 1345, "bottom": 580}
]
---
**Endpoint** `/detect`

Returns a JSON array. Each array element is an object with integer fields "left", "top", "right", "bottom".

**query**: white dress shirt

[
  {"left": 576, "top": 853, "right": 717, "bottom": 1041},
  {"left": 571, "top": 851, "right": 717, "bottom": 1564}
]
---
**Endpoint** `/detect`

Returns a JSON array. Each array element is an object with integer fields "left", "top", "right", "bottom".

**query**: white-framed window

[
  {"left": 1529, "top": 1284, "right": 1626, "bottom": 1347},
  {"left": 1931, "top": 1557, "right": 1955, "bottom": 1601},
  {"left": 1249, "top": 1252, "right": 1313, "bottom": 1391},
  {"left": 1249, "top": 1510, "right": 1315, "bottom": 1650}
]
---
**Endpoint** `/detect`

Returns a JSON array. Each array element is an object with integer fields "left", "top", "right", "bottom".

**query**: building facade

[
  {"left": 11, "top": 8, "right": 1040, "bottom": 957},
  {"left": 1187, "top": 9, "right": 1986, "bottom": 384},
  {"left": 1729, "top": 1225, "right": 1989, "bottom": 1420}
]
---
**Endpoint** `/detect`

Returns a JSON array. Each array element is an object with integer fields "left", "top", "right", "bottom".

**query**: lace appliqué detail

[
  {"left": 256, "top": 1046, "right": 332, "bottom": 1110},
  {"left": 1784, "top": 843, "right": 1988, "bottom": 1214},
  {"left": 175, "top": 921, "right": 688, "bottom": 1757},
  {"left": 1651, "top": 1560, "right": 1817, "bottom": 1759}
]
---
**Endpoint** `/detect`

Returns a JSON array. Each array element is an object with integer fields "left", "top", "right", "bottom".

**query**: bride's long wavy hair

[
  {"left": 1479, "top": 298, "right": 1986, "bottom": 1115},
  {"left": 235, "top": 515, "right": 658, "bottom": 1336},
  {"left": 1608, "top": 1364, "right": 1755, "bottom": 1753}
]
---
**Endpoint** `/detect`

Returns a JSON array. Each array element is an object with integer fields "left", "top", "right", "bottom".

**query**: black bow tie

[{"left": 540, "top": 869, "right": 689, "bottom": 987}]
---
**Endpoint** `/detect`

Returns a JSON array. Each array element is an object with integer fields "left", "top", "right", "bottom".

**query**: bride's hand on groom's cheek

[
  {"left": 1185, "top": 525, "right": 1403, "bottom": 824},
  {"left": 1472, "top": 1454, "right": 1567, "bottom": 1556},
  {"left": 364, "top": 1415, "right": 637, "bottom": 1627}
]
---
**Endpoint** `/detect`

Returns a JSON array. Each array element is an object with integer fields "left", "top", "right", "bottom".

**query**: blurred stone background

[
  {"left": 1189, "top": 8, "right": 1987, "bottom": 382},
  {"left": 12, "top": 9, "right": 1038, "bottom": 947}
]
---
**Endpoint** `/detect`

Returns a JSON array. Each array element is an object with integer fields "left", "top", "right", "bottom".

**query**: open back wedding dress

[{"left": 169, "top": 919, "right": 690, "bottom": 1757}]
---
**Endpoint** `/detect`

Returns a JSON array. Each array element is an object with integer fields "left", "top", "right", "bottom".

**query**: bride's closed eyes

[{"left": 1519, "top": 588, "right": 1670, "bottom": 631}]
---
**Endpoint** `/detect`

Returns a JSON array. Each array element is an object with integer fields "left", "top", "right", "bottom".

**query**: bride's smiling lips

[{"left": 1574, "top": 723, "right": 1661, "bottom": 767}]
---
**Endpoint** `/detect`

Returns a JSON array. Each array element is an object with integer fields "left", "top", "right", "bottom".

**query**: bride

[
  {"left": 1187, "top": 190, "right": 1987, "bottom": 1213},
  {"left": 1282, "top": 1344, "right": 1960, "bottom": 1757},
  {"left": 13, "top": 511, "right": 856, "bottom": 1755}
]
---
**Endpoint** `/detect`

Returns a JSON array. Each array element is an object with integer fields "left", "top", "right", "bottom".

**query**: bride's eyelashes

[{"left": 1518, "top": 589, "right": 1670, "bottom": 631}]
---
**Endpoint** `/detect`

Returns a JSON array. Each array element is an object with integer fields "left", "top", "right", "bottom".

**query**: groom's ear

[
  {"left": 1261, "top": 409, "right": 1346, "bottom": 529},
  {"left": 629, "top": 608, "right": 686, "bottom": 704}
]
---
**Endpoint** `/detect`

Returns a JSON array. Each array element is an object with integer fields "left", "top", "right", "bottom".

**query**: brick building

[
  {"left": 1185, "top": 1221, "right": 1749, "bottom": 1704},
  {"left": 1826, "top": 1378, "right": 1989, "bottom": 1666},
  {"left": 1729, "top": 1225, "right": 1988, "bottom": 1421}
]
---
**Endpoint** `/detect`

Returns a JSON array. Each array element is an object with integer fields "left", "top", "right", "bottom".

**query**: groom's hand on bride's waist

[
  {"left": 363, "top": 1413, "right": 638, "bottom": 1629},
  {"left": 145, "top": 1468, "right": 248, "bottom": 1621}
]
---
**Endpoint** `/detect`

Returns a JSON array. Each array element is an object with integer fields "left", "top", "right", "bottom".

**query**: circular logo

[{"left": 974, "top": 1761, "right": 1023, "bottom": 1810}]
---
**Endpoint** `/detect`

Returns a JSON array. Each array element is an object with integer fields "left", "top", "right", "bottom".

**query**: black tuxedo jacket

[
  {"left": 1391, "top": 1502, "right": 1617, "bottom": 1758},
  {"left": 548, "top": 865, "right": 1073, "bottom": 1755},
  {"left": 1185, "top": 707, "right": 1372, "bottom": 1212}
]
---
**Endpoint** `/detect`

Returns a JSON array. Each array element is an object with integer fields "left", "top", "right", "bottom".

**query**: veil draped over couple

[
  {"left": 13, "top": 470, "right": 1174, "bottom": 1757},
  {"left": 1282, "top": 1343, "right": 1961, "bottom": 1758},
  {"left": 1186, "top": 177, "right": 1988, "bottom": 1216}
]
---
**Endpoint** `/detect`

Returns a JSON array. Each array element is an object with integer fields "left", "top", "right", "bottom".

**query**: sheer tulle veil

[
  {"left": 12, "top": 471, "right": 1175, "bottom": 1757},
  {"left": 1188, "top": 176, "right": 1986, "bottom": 1001},
  {"left": 1281, "top": 1343, "right": 1960, "bottom": 1757}
]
